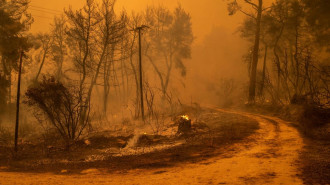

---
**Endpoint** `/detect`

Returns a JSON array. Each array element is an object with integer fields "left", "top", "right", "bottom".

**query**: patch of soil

[{"left": 298, "top": 138, "right": 330, "bottom": 185}]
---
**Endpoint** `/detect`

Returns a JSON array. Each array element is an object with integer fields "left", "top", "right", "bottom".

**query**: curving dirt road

[{"left": 0, "top": 109, "right": 304, "bottom": 185}]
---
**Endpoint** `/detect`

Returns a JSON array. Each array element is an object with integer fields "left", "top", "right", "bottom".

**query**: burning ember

[{"left": 181, "top": 115, "right": 190, "bottom": 120}]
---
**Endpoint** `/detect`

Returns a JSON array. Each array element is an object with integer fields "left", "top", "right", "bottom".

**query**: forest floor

[{"left": 0, "top": 108, "right": 305, "bottom": 185}]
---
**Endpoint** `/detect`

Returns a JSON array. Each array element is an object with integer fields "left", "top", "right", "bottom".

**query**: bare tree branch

[
  {"left": 244, "top": 0, "right": 258, "bottom": 9},
  {"left": 239, "top": 9, "right": 256, "bottom": 20}
]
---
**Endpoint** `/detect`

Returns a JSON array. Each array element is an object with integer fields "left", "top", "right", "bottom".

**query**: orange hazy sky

[{"left": 29, "top": 0, "right": 244, "bottom": 44}]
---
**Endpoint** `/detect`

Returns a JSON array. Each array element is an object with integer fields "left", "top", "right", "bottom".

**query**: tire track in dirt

[{"left": 0, "top": 108, "right": 304, "bottom": 185}]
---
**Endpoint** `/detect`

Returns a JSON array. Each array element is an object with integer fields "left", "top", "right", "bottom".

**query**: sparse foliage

[
  {"left": 237, "top": 0, "right": 329, "bottom": 107},
  {"left": 0, "top": 0, "right": 32, "bottom": 107},
  {"left": 144, "top": 5, "right": 194, "bottom": 96}
]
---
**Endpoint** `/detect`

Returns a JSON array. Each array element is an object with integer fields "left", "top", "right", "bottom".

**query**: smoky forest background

[{"left": 0, "top": 1, "right": 329, "bottom": 182}]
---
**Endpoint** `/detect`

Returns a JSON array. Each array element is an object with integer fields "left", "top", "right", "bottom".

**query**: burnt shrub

[
  {"left": 297, "top": 105, "right": 330, "bottom": 140},
  {"left": 25, "top": 76, "right": 90, "bottom": 149},
  {"left": 299, "top": 105, "right": 330, "bottom": 128}
]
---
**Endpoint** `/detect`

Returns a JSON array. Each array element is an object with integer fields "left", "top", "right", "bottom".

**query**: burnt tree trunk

[
  {"left": 248, "top": 0, "right": 263, "bottom": 104},
  {"left": 260, "top": 45, "right": 267, "bottom": 97}
]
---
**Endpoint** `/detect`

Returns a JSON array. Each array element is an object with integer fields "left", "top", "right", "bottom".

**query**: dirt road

[{"left": 0, "top": 109, "right": 304, "bottom": 185}]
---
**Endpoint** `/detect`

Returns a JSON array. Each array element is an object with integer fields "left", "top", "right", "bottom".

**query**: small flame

[{"left": 181, "top": 115, "right": 189, "bottom": 120}]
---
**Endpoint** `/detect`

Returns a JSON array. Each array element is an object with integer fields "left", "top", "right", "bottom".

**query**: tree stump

[{"left": 177, "top": 116, "right": 192, "bottom": 134}]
